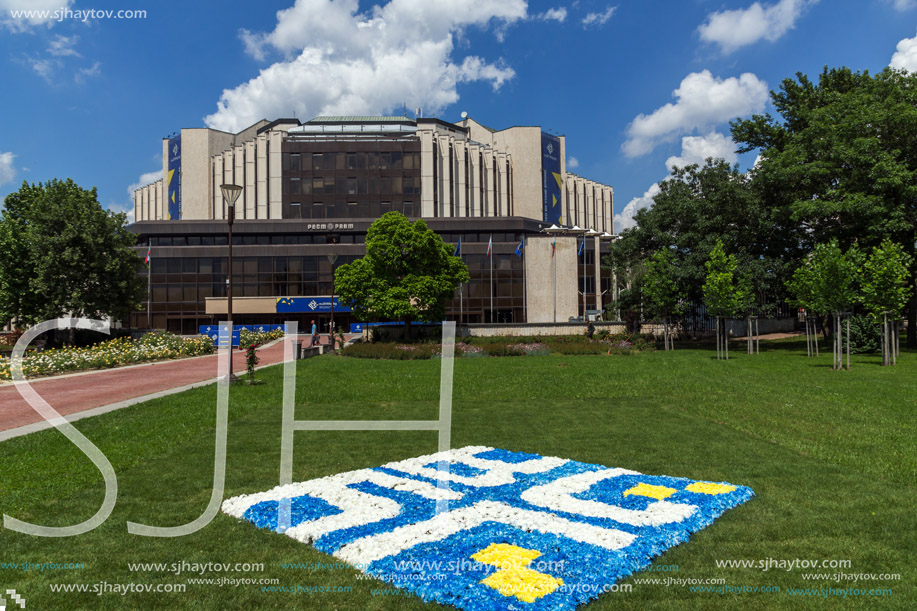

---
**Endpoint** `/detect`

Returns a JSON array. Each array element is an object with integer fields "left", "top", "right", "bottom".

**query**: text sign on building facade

[
  {"left": 167, "top": 135, "right": 181, "bottom": 220},
  {"left": 276, "top": 297, "right": 352, "bottom": 314},
  {"left": 542, "top": 133, "right": 563, "bottom": 226}
]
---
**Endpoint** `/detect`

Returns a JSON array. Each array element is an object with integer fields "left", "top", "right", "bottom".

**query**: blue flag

[
  {"left": 578, "top": 236, "right": 585, "bottom": 256},
  {"left": 454, "top": 236, "right": 462, "bottom": 256},
  {"left": 514, "top": 237, "right": 524, "bottom": 257}
]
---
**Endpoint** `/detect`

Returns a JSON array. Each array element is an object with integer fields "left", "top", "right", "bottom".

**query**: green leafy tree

[
  {"left": 0, "top": 179, "right": 144, "bottom": 335},
  {"left": 703, "top": 240, "right": 752, "bottom": 319},
  {"left": 610, "top": 160, "right": 803, "bottom": 306},
  {"left": 703, "top": 241, "right": 752, "bottom": 359},
  {"left": 335, "top": 212, "right": 469, "bottom": 337},
  {"left": 786, "top": 239, "right": 860, "bottom": 367},
  {"left": 859, "top": 239, "right": 913, "bottom": 320},
  {"left": 641, "top": 249, "right": 684, "bottom": 349},
  {"left": 732, "top": 66, "right": 917, "bottom": 346}
]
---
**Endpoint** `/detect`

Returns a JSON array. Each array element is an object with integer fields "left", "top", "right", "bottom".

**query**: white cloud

[
  {"left": 622, "top": 70, "right": 768, "bottom": 157},
  {"left": 886, "top": 0, "right": 916, "bottom": 10},
  {"left": 26, "top": 56, "right": 57, "bottom": 81},
  {"left": 74, "top": 61, "right": 101, "bottom": 84},
  {"left": 127, "top": 170, "right": 162, "bottom": 201},
  {"left": 537, "top": 7, "right": 567, "bottom": 22},
  {"left": 665, "top": 131, "right": 737, "bottom": 172},
  {"left": 107, "top": 203, "right": 136, "bottom": 225},
  {"left": 890, "top": 31, "right": 917, "bottom": 72},
  {"left": 698, "top": 0, "right": 815, "bottom": 54},
  {"left": 566, "top": 156, "right": 579, "bottom": 169},
  {"left": 48, "top": 34, "right": 80, "bottom": 57},
  {"left": 0, "top": 152, "right": 16, "bottom": 186},
  {"left": 0, "top": 0, "right": 74, "bottom": 32},
  {"left": 582, "top": 5, "right": 615, "bottom": 27},
  {"left": 207, "top": 0, "right": 526, "bottom": 132},
  {"left": 614, "top": 182, "right": 660, "bottom": 233}
]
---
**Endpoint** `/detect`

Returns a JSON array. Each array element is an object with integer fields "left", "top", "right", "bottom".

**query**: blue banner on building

[
  {"left": 276, "top": 297, "right": 352, "bottom": 314},
  {"left": 542, "top": 133, "right": 562, "bottom": 225},
  {"left": 167, "top": 135, "right": 181, "bottom": 220}
]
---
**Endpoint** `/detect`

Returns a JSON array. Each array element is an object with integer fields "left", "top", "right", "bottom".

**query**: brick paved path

[{"left": 0, "top": 334, "right": 353, "bottom": 434}]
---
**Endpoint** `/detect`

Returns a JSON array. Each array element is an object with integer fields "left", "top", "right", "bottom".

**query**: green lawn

[{"left": 0, "top": 339, "right": 913, "bottom": 609}]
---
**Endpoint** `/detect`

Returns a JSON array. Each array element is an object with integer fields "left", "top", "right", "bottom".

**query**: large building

[{"left": 130, "top": 115, "right": 615, "bottom": 334}]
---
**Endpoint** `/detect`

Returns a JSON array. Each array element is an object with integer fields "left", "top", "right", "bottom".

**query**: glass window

[
  {"left": 323, "top": 152, "right": 334, "bottom": 170},
  {"left": 391, "top": 151, "right": 402, "bottom": 169},
  {"left": 301, "top": 179, "right": 312, "bottom": 195},
  {"left": 291, "top": 153, "right": 301, "bottom": 172},
  {"left": 259, "top": 257, "right": 272, "bottom": 273},
  {"left": 167, "top": 258, "right": 181, "bottom": 274},
  {"left": 187, "top": 236, "right": 201, "bottom": 246},
  {"left": 403, "top": 153, "right": 414, "bottom": 170},
  {"left": 313, "top": 203, "right": 324, "bottom": 218},
  {"left": 346, "top": 153, "right": 357, "bottom": 170},
  {"left": 199, "top": 258, "right": 212, "bottom": 273},
  {"left": 289, "top": 202, "right": 301, "bottom": 219},
  {"left": 201, "top": 235, "right": 215, "bottom": 246},
  {"left": 324, "top": 176, "right": 334, "bottom": 194},
  {"left": 313, "top": 178, "right": 323, "bottom": 195},
  {"left": 392, "top": 176, "right": 403, "bottom": 194},
  {"left": 346, "top": 178, "right": 357, "bottom": 195},
  {"left": 290, "top": 177, "right": 300, "bottom": 195},
  {"left": 380, "top": 152, "right": 391, "bottom": 169},
  {"left": 282, "top": 153, "right": 290, "bottom": 172},
  {"left": 214, "top": 235, "right": 227, "bottom": 246},
  {"left": 182, "top": 258, "right": 196, "bottom": 273},
  {"left": 368, "top": 152, "right": 379, "bottom": 170},
  {"left": 312, "top": 154, "right": 323, "bottom": 171},
  {"left": 370, "top": 175, "right": 380, "bottom": 194},
  {"left": 381, "top": 176, "right": 391, "bottom": 194},
  {"left": 243, "top": 235, "right": 256, "bottom": 245},
  {"left": 335, "top": 176, "right": 347, "bottom": 195},
  {"left": 243, "top": 257, "right": 258, "bottom": 274},
  {"left": 356, "top": 153, "right": 367, "bottom": 170},
  {"left": 336, "top": 152, "right": 346, "bottom": 171},
  {"left": 183, "top": 286, "right": 196, "bottom": 301},
  {"left": 357, "top": 177, "right": 367, "bottom": 195}
]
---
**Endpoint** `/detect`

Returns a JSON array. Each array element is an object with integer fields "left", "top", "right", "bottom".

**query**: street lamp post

[
  {"left": 327, "top": 253, "right": 338, "bottom": 350},
  {"left": 220, "top": 184, "right": 242, "bottom": 381}
]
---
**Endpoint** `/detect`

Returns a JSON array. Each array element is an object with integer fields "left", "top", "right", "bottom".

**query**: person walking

[{"left": 310, "top": 320, "right": 317, "bottom": 347}]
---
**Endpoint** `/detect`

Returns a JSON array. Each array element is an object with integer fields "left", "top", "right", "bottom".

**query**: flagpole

[
  {"left": 581, "top": 237, "right": 586, "bottom": 319},
  {"left": 147, "top": 245, "right": 152, "bottom": 329},
  {"left": 489, "top": 234, "right": 494, "bottom": 323},
  {"left": 459, "top": 254, "right": 463, "bottom": 325},
  {"left": 553, "top": 238, "right": 557, "bottom": 323},
  {"left": 522, "top": 236, "right": 527, "bottom": 323}
]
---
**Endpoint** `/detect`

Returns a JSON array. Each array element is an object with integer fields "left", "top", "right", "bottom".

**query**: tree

[
  {"left": 605, "top": 159, "right": 806, "bottom": 334},
  {"left": 703, "top": 240, "right": 752, "bottom": 360},
  {"left": 859, "top": 240, "right": 913, "bottom": 365},
  {"left": 334, "top": 212, "right": 469, "bottom": 337},
  {"left": 786, "top": 239, "right": 860, "bottom": 369},
  {"left": 0, "top": 179, "right": 144, "bottom": 338},
  {"left": 732, "top": 67, "right": 917, "bottom": 346},
  {"left": 641, "top": 249, "right": 684, "bottom": 350}
]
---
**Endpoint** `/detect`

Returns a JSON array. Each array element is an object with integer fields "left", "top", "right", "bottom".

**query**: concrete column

[
  {"left": 438, "top": 136, "right": 451, "bottom": 217},
  {"left": 455, "top": 141, "right": 467, "bottom": 217},
  {"left": 233, "top": 144, "right": 245, "bottom": 218},
  {"left": 468, "top": 144, "right": 479, "bottom": 217},
  {"left": 419, "top": 129, "right": 435, "bottom": 218},
  {"left": 496, "top": 151, "right": 509, "bottom": 217},
  {"left": 256, "top": 134, "right": 269, "bottom": 219},
  {"left": 594, "top": 235, "right": 602, "bottom": 314},
  {"left": 268, "top": 130, "right": 283, "bottom": 219},
  {"left": 155, "top": 180, "right": 163, "bottom": 221},
  {"left": 222, "top": 153, "right": 235, "bottom": 219},
  {"left": 524, "top": 235, "right": 579, "bottom": 323},
  {"left": 244, "top": 140, "right": 256, "bottom": 219},
  {"left": 483, "top": 151, "right": 494, "bottom": 217}
]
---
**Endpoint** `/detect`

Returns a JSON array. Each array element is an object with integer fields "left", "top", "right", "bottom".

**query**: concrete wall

[
  {"left": 461, "top": 321, "right": 627, "bottom": 337},
  {"left": 524, "top": 235, "right": 578, "bottom": 323}
]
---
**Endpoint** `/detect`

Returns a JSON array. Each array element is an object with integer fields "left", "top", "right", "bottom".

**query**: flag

[
  {"left": 454, "top": 237, "right": 462, "bottom": 257},
  {"left": 486, "top": 235, "right": 492, "bottom": 257},
  {"left": 552, "top": 240, "right": 556, "bottom": 257},
  {"left": 145, "top": 244, "right": 151, "bottom": 264},
  {"left": 514, "top": 237, "right": 524, "bottom": 257},
  {"left": 578, "top": 236, "right": 585, "bottom": 256}
]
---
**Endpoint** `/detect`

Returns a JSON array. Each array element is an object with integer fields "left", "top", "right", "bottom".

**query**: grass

[{"left": 0, "top": 337, "right": 913, "bottom": 609}]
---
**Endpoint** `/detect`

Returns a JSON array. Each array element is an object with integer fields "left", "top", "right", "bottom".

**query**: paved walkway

[{"left": 0, "top": 334, "right": 354, "bottom": 438}]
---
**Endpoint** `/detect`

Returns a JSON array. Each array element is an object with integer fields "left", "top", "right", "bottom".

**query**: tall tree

[
  {"left": 607, "top": 159, "right": 805, "bottom": 311},
  {"left": 703, "top": 240, "right": 752, "bottom": 360},
  {"left": 335, "top": 212, "right": 469, "bottom": 336},
  {"left": 859, "top": 239, "right": 912, "bottom": 365},
  {"left": 641, "top": 249, "right": 684, "bottom": 350},
  {"left": 732, "top": 66, "right": 917, "bottom": 346},
  {"left": 0, "top": 179, "right": 144, "bottom": 333}
]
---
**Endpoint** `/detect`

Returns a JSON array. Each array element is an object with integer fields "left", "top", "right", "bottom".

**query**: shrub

[
  {"left": 483, "top": 344, "right": 526, "bottom": 357},
  {"left": 847, "top": 315, "right": 881, "bottom": 354},
  {"left": 342, "top": 342, "right": 435, "bottom": 360}
]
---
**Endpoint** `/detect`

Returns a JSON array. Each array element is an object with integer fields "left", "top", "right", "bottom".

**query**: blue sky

[{"left": 1, "top": 0, "right": 916, "bottom": 231}]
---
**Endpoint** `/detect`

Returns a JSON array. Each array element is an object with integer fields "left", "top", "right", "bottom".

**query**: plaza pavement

[{"left": 0, "top": 334, "right": 352, "bottom": 441}]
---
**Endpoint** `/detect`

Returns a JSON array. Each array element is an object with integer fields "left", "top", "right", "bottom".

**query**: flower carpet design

[{"left": 222, "top": 447, "right": 754, "bottom": 610}]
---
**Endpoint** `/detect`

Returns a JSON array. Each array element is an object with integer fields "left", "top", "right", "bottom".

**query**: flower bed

[
  {"left": 239, "top": 327, "right": 284, "bottom": 348},
  {"left": 222, "top": 446, "right": 753, "bottom": 611},
  {"left": 0, "top": 332, "right": 215, "bottom": 381}
]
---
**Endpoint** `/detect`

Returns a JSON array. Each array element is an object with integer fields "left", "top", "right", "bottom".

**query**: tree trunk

[{"left": 404, "top": 318, "right": 412, "bottom": 341}]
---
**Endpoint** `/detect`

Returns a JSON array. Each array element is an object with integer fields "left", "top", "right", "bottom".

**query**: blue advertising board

[
  {"left": 167, "top": 135, "right": 181, "bottom": 220},
  {"left": 542, "top": 133, "right": 563, "bottom": 225},
  {"left": 276, "top": 297, "right": 352, "bottom": 314}
]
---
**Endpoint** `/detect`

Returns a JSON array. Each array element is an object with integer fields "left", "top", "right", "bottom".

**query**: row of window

[
  {"left": 283, "top": 175, "right": 421, "bottom": 197},
  {"left": 282, "top": 151, "right": 422, "bottom": 172},
  {"left": 141, "top": 232, "right": 527, "bottom": 247}
]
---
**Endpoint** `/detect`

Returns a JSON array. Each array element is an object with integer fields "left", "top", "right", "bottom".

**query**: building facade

[{"left": 131, "top": 116, "right": 614, "bottom": 334}]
